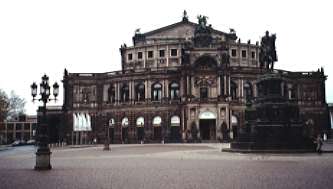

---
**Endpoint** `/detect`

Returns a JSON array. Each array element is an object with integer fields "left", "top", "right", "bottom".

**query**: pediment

[{"left": 144, "top": 21, "right": 227, "bottom": 40}]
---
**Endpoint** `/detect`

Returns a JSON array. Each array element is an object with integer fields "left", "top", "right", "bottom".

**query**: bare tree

[
  {"left": 6, "top": 91, "right": 26, "bottom": 121},
  {"left": 0, "top": 89, "right": 9, "bottom": 122},
  {"left": 7, "top": 91, "right": 26, "bottom": 120}
]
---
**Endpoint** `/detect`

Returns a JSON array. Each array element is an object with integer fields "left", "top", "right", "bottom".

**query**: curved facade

[{"left": 62, "top": 14, "right": 329, "bottom": 144}]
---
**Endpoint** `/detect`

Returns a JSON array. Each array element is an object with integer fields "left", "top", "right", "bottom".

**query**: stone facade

[{"left": 61, "top": 14, "right": 330, "bottom": 144}]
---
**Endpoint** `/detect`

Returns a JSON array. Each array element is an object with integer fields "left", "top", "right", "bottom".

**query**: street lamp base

[
  {"left": 103, "top": 145, "right": 110, "bottom": 151},
  {"left": 34, "top": 151, "right": 52, "bottom": 170}
]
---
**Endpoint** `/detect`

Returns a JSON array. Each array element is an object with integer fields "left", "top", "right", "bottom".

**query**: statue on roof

[
  {"left": 182, "top": 10, "right": 189, "bottom": 22},
  {"left": 194, "top": 15, "right": 212, "bottom": 47},
  {"left": 197, "top": 15, "right": 208, "bottom": 28},
  {"left": 64, "top": 68, "right": 68, "bottom": 77},
  {"left": 135, "top": 28, "right": 141, "bottom": 34},
  {"left": 259, "top": 31, "right": 278, "bottom": 70}
]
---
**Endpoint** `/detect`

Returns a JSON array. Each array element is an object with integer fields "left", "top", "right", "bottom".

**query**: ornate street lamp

[{"left": 31, "top": 74, "right": 59, "bottom": 170}]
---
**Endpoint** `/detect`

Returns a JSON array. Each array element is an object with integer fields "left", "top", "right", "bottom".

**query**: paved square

[{"left": 1, "top": 144, "right": 333, "bottom": 189}]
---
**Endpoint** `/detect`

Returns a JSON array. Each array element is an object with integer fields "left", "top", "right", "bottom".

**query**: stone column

[
  {"left": 145, "top": 80, "right": 148, "bottom": 100},
  {"left": 131, "top": 80, "right": 135, "bottom": 102},
  {"left": 217, "top": 76, "right": 221, "bottom": 97},
  {"left": 182, "top": 108, "right": 186, "bottom": 141},
  {"left": 216, "top": 107, "right": 222, "bottom": 141},
  {"left": 241, "top": 79, "right": 244, "bottom": 98},
  {"left": 162, "top": 79, "right": 165, "bottom": 99},
  {"left": 191, "top": 76, "right": 195, "bottom": 96},
  {"left": 129, "top": 81, "right": 132, "bottom": 102},
  {"left": 115, "top": 82, "right": 119, "bottom": 104},
  {"left": 166, "top": 45, "right": 169, "bottom": 67},
  {"left": 253, "top": 82, "right": 257, "bottom": 97},
  {"left": 147, "top": 80, "right": 151, "bottom": 99},
  {"left": 186, "top": 76, "right": 190, "bottom": 95},
  {"left": 165, "top": 79, "right": 169, "bottom": 99},
  {"left": 224, "top": 75, "right": 227, "bottom": 95},
  {"left": 237, "top": 79, "right": 242, "bottom": 98},
  {"left": 228, "top": 76, "right": 231, "bottom": 96},
  {"left": 196, "top": 118, "right": 200, "bottom": 140}
]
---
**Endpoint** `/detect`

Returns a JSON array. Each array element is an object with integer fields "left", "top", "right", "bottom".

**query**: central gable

[{"left": 144, "top": 21, "right": 227, "bottom": 40}]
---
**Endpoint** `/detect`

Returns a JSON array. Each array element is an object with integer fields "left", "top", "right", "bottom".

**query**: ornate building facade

[{"left": 61, "top": 13, "right": 330, "bottom": 144}]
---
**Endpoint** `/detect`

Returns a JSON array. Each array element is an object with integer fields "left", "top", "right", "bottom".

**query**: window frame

[
  {"left": 241, "top": 50, "right": 247, "bottom": 58},
  {"left": 159, "top": 49, "right": 165, "bottom": 58},
  {"left": 170, "top": 49, "right": 178, "bottom": 57},
  {"left": 231, "top": 49, "right": 237, "bottom": 57},
  {"left": 148, "top": 50, "right": 154, "bottom": 59},
  {"left": 127, "top": 53, "right": 133, "bottom": 61},
  {"left": 138, "top": 52, "right": 143, "bottom": 59}
]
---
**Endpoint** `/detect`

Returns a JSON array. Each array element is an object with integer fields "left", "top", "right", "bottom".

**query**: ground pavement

[{"left": 0, "top": 143, "right": 333, "bottom": 189}]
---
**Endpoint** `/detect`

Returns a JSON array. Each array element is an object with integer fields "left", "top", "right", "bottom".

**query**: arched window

[
  {"left": 109, "top": 118, "right": 115, "bottom": 127},
  {"left": 169, "top": 82, "right": 180, "bottom": 100},
  {"left": 152, "top": 116, "right": 162, "bottom": 126},
  {"left": 135, "top": 83, "right": 145, "bottom": 101},
  {"left": 152, "top": 83, "right": 162, "bottom": 101},
  {"left": 230, "top": 81, "right": 237, "bottom": 100},
  {"left": 243, "top": 82, "right": 253, "bottom": 101},
  {"left": 121, "top": 84, "right": 129, "bottom": 102},
  {"left": 136, "top": 117, "right": 144, "bottom": 127},
  {"left": 170, "top": 115, "right": 180, "bottom": 126},
  {"left": 121, "top": 117, "right": 129, "bottom": 127},
  {"left": 108, "top": 85, "right": 115, "bottom": 103}
]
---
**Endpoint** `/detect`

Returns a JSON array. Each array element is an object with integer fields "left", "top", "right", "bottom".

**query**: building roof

[{"left": 143, "top": 20, "right": 228, "bottom": 37}]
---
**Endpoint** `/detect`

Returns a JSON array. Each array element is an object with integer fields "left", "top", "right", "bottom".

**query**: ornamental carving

[{"left": 195, "top": 75, "right": 217, "bottom": 87}]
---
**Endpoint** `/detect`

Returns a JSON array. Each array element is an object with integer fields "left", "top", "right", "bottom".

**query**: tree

[
  {"left": 7, "top": 91, "right": 26, "bottom": 121},
  {"left": 0, "top": 89, "right": 9, "bottom": 122}
]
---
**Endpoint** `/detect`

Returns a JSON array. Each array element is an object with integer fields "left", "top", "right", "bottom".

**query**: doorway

[{"left": 199, "top": 119, "right": 216, "bottom": 140}]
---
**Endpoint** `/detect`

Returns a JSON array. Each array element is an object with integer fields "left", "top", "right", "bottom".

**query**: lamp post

[
  {"left": 103, "top": 119, "right": 113, "bottom": 151},
  {"left": 31, "top": 74, "right": 59, "bottom": 170}
]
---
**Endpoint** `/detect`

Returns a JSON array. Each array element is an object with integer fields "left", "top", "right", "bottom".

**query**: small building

[{"left": 0, "top": 115, "right": 37, "bottom": 144}]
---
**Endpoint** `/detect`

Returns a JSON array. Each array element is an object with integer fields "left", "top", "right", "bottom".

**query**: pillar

[{"left": 217, "top": 75, "right": 221, "bottom": 97}]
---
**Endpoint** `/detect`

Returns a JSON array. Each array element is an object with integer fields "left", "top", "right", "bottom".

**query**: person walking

[{"left": 315, "top": 134, "right": 323, "bottom": 154}]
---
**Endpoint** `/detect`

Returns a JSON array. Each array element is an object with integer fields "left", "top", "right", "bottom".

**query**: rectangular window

[
  {"left": 251, "top": 51, "right": 256, "bottom": 59},
  {"left": 138, "top": 52, "right": 143, "bottom": 59},
  {"left": 159, "top": 50, "right": 165, "bottom": 57},
  {"left": 7, "top": 123, "right": 14, "bottom": 130},
  {"left": 148, "top": 51, "right": 154, "bottom": 58},
  {"left": 24, "top": 123, "right": 30, "bottom": 130},
  {"left": 171, "top": 49, "right": 177, "bottom": 56},
  {"left": 127, "top": 53, "right": 133, "bottom": 61},
  {"left": 231, "top": 49, "right": 237, "bottom": 57},
  {"left": 241, "top": 50, "right": 247, "bottom": 58},
  {"left": 15, "top": 123, "right": 22, "bottom": 130}
]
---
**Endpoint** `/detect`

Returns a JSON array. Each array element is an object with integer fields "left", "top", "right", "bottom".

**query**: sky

[{"left": 0, "top": 0, "right": 332, "bottom": 115}]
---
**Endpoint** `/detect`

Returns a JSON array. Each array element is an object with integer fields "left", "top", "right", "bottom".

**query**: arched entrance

[
  {"left": 199, "top": 111, "right": 216, "bottom": 141},
  {"left": 121, "top": 117, "right": 129, "bottom": 143},
  {"left": 231, "top": 115, "right": 238, "bottom": 139},
  {"left": 170, "top": 115, "right": 181, "bottom": 142},
  {"left": 153, "top": 116, "right": 162, "bottom": 141},
  {"left": 136, "top": 117, "right": 144, "bottom": 141}
]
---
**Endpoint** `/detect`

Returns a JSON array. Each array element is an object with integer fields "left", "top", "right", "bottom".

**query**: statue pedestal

[{"left": 34, "top": 150, "right": 52, "bottom": 170}]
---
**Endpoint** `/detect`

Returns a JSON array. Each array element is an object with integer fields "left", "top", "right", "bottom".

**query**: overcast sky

[{"left": 0, "top": 0, "right": 332, "bottom": 115}]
